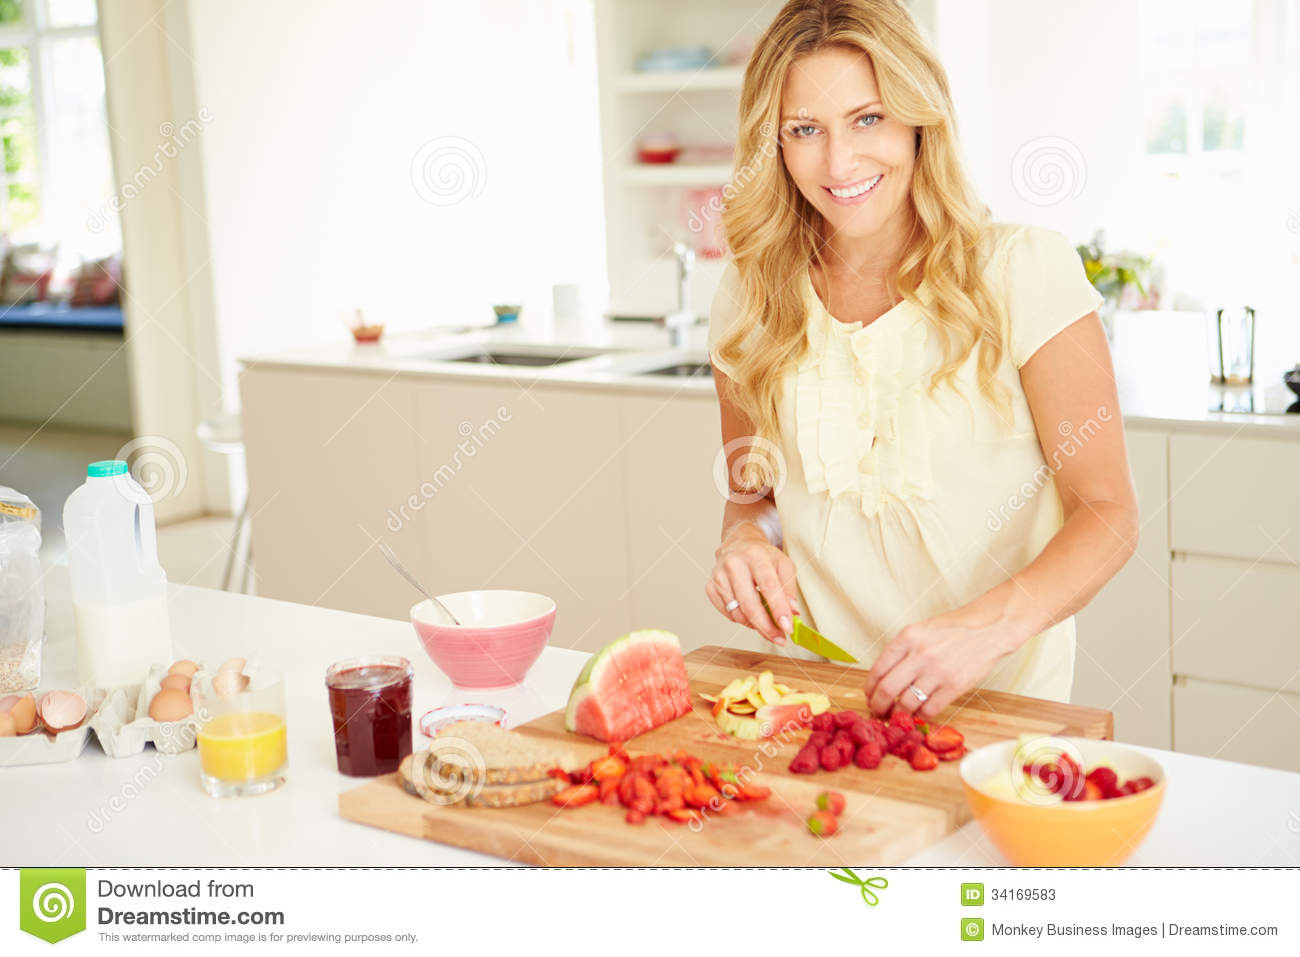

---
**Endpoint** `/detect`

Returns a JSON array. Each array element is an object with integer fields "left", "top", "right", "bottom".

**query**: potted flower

[{"left": 1076, "top": 231, "right": 1155, "bottom": 340}]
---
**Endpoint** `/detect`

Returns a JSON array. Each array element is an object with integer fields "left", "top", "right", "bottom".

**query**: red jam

[{"left": 326, "top": 661, "right": 413, "bottom": 776}]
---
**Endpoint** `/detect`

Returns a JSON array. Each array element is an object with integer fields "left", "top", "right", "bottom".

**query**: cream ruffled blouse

[{"left": 707, "top": 224, "right": 1104, "bottom": 702}]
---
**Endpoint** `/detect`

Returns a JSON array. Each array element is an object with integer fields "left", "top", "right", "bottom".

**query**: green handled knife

[{"left": 758, "top": 593, "right": 857, "bottom": 662}]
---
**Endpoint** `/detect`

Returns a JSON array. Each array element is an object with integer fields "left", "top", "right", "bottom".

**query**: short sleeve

[
  {"left": 707, "top": 262, "right": 755, "bottom": 378},
  {"left": 1000, "top": 225, "right": 1104, "bottom": 369}
]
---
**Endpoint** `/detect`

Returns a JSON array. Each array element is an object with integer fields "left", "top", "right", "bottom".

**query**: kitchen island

[
  {"left": 3, "top": 567, "right": 1298, "bottom": 867},
  {"left": 237, "top": 310, "right": 1300, "bottom": 763}
]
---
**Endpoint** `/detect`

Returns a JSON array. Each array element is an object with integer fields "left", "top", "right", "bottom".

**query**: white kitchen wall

[{"left": 183, "top": 0, "right": 606, "bottom": 402}]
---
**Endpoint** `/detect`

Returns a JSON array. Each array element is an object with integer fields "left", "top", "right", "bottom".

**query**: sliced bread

[
  {"left": 398, "top": 751, "right": 568, "bottom": 808},
  {"left": 424, "top": 721, "right": 581, "bottom": 786}
]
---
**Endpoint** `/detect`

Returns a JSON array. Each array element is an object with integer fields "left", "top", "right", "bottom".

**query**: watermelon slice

[{"left": 564, "top": 630, "right": 693, "bottom": 742}]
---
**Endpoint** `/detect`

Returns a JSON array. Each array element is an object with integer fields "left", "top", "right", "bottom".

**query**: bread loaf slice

[
  {"left": 424, "top": 721, "right": 581, "bottom": 786},
  {"left": 398, "top": 751, "right": 568, "bottom": 808}
]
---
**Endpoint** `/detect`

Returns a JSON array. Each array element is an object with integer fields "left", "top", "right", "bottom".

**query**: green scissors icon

[{"left": 828, "top": 868, "right": 889, "bottom": 906}]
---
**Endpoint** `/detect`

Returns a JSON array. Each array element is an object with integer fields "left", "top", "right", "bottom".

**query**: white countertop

[
  {"left": 5, "top": 567, "right": 1299, "bottom": 867},
  {"left": 239, "top": 310, "right": 1300, "bottom": 433}
]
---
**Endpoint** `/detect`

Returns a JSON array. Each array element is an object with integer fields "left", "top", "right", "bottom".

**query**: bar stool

[{"left": 196, "top": 413, "right": 251, "bottom": 592}]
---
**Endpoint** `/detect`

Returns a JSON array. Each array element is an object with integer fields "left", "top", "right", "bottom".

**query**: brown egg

[
  {"left": 159, "top": 674, "right": 191, "bottom": 693},
  {"left": 148, "top": 687, "right": 193, "bottom": 722},
  {"left": 6, "top": 692, "right": 37, "bottom": 734},
  {"left": 168, "top": 659, "right": 200, "bottom": 678},
  {"left": 39, "top": 690, "right": 88, "bottom": 734},
  {"left": 0, "top": 712, "right": 15, "bottom": 737}
]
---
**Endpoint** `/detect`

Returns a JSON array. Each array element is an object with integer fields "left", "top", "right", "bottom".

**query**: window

[
  {"left": 0, "top": 0, "right": 118, "bottom": 261},
  {"left": 1141, "top": 0, "right": 1250, "bottom": 175}
]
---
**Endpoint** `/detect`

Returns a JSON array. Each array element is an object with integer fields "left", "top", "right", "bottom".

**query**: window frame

[{"left": 0, "top": 0, "right": 100, "bottom": 240}]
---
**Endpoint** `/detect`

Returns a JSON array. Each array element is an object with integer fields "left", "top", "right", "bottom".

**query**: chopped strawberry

[
  {"left": 936, "top": 745, "right": 966, "bottom": 761},
  {"left": 665, "top": 808, "right": 702, "bottom": 824},
  {"left": 925, "top": 725, "right": 964, "bottom": 753},
  {"left": 625, "top": 807, "right": 646, "bottom": 824},
  {"left": 909, "top": 745, "right": 938, "bottom": 771},
  {"left": 1085, "top": 766, "right": 1119, "bottom": 795},
  {"left": 552, "top": 783, "right": 600, "bottom": 807},
  {"left": 807, "top": 810, "right": 839, "bottom": 836},
  {"left": 1130, "top": 776, "right": 1155, "bottom": 793},
  {"left": 1082, "top": 780, "right": 1104, "bottom": 801},
  {"left": 816, "top": 791, "right": 847, "bottom": 815},
  {"left": 894, "top": 729, "right": 925, "bottom": 760}
]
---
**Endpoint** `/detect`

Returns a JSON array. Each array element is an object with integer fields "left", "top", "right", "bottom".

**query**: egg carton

[
  {"left": 89, "top": 662, "right": 206, "bottom": 758},
  {"left": 0, "top": 687, "right": 107, "bottom": 766}
]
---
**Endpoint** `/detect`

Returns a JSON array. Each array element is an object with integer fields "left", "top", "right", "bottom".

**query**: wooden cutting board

[{"left": 339, "top": 645, "right": 1112, "bottom": 866}]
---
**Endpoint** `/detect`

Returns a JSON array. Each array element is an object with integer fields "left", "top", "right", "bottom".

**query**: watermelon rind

[{"left": 563, "top": 629, "right": 686, "bottom": 738}]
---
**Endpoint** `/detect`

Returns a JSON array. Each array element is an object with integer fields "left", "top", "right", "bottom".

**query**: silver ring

[
  {"left": 724, "top": 599, "right": 741, "bottom": 612},
  {"left": 907, "top": 684, "right": 929, "bottom": 704}
]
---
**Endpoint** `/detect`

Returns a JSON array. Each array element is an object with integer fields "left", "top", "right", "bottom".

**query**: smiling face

[{"left": 779, "top": 45, "right": 918, "bottom": 256}]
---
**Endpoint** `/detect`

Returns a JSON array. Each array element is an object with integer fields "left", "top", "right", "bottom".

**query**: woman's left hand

[{"left": 862, "top": 604, "right": 1030, "bottom": 721}]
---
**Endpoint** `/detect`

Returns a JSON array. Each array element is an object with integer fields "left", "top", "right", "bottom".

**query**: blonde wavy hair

[{"left": 715, "top": 0, "right": 1014, "bottom": 489}]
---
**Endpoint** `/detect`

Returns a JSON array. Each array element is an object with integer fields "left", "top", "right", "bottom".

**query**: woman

[{"left": 705, "top": 0, "right": 1139, "bottom": 720}]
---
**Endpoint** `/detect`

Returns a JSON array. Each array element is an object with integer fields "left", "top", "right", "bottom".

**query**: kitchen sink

[
  {"left": 412, "top": 348, "right": 608, "bottom": 367},
  {"left": 637, "top": 362, "right": 713, "bottom": 378}
]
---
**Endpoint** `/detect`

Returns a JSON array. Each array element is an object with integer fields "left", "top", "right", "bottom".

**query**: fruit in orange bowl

[{"left": 960, "top": 735, "right": 1165, "bottom": 866}]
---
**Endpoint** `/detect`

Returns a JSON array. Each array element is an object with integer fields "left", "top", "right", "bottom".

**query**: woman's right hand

[{"left": 705, "top": 520, "right": 801, "bottom": 644}]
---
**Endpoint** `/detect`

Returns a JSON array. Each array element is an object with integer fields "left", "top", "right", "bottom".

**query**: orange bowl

[{"left": 960, "top": 736, "right": 1165, "bottom": 866}]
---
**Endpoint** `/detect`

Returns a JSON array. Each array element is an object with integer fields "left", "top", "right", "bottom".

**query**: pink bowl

[{"left": 410, "top": 591, "right": 555, "bottom": 689}]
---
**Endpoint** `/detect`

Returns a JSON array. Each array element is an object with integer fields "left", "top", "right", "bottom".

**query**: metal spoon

[{"left": 377, "top": 542, "right": 461, "bottom": 625}]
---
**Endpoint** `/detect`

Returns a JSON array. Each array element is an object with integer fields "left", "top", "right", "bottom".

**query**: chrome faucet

[{"left": 664, "top": 241, "right": 698, "bottom": 349}]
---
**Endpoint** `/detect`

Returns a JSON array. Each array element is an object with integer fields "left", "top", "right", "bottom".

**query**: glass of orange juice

[{"left": 195, "top": 666, "right": 288, "bottom": 798}]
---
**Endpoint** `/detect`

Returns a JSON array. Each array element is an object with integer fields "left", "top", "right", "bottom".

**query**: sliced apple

[
  {"left": 718, "top": 676, "right": 755, "bottom": 701},
  {"left": 715, "top": 707, "right": 763, "bottom": 740},
  {"left": 758, "top": 671, "right": 783, "bottom": 705},
  {"left": 775, "top": 691, "right": 831, "bottom": 715},
  {"left": 728, "top": 701, "right": 757, "bottom": 715}
]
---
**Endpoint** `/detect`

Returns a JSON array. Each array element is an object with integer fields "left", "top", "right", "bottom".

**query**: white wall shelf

[
  {"left": 622, "top": 162, "right": 733, "bottom": 186},
  {"left": 614, "top": 66, "right": 744, "bottom": 93}
]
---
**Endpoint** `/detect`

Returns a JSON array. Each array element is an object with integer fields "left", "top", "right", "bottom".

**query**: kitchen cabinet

[
  {"left": 1173, "top": 677, "right": 1300, "bottom": 773},
  {"left": 240, "top": 366, "right": 427, "bottom": 618},
  {"left": 1073, "top": 427, "right": 1172, "bottom": 749},
  {"left": 617, "top": 391, "right": 732, "bottom": 649},
  {"left": 408, "top": 379, "right": 632, "bottom": 653},
  {"left": 1169, "top": 432, "right": 1300, "bottom": 565},
  {"left": 1172, "top": 554, "right": 1300, "bottom": 694}
]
